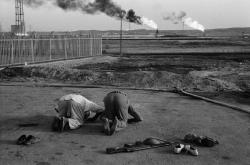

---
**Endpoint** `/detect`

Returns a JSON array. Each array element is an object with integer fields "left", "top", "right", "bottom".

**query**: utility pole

[
  {"left": 29, "top": 24, "right": 32, "bottom": 32},
  {"left": 119, "top": 11, "right": 126, "bottom": 56},
  {"left": 120, "top": 17, "right": 123, "bottom": 56}
]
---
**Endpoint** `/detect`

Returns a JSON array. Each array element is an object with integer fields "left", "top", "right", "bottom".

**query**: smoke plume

[
  {"left": 163, "top": 11, "right": 186, "bottom": 24},
  {"left": 23, "top": 0, "right": 49, "bottom": 7},
  {"left": 126, "top": 9, "right": 142, "bottom": 24},
  {"left": 163, "top": 11, "right": 205, "bottom": 32},
  {"left": 24, "top": 0, "right": 126, "bottom": 19},
  {"left": 125, "top": 9, "right": 158, "bottom": 29},
  {"left": 23, "top": 0, "right": 158, "bottom": 29}
]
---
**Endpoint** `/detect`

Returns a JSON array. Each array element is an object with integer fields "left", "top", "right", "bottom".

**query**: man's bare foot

[
  {"left": 103, "top": 118, "right": 111, "bottom": 135},
  {"left": 59, "top": 117, "right": 68, "bottom": 132},
  {"left": 109, "top": 117, "right": 118, "bottom": 136}
]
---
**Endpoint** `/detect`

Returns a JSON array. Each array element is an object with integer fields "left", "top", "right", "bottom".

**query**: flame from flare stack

[
  {"left": 141, "top": 17, "right": 158, "bottom": 30},
  {"left": 163, "top": 11, "right": 205, "bottom": 32},
  {"left": 183, "top": 17, "right": 205, "bottom": 32}
]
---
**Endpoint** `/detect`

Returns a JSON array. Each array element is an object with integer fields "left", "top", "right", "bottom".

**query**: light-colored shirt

[{"left": 56, "top": 94, "right": 103, "bottom": 129}]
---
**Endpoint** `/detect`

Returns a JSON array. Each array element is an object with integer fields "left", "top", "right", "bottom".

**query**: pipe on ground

[{"left": 178, "top": 89, "right": 250, "bottom": 115}]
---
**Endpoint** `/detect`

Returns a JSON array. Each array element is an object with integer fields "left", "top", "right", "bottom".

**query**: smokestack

[
  {"left": 155, "top": 29, "right": 159, "bottom": 38},
  {"left": 203, "top": 30, "right": 206, "bottom": 37}
]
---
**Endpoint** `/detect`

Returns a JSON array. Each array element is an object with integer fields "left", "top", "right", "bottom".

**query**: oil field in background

[
  {"left": 1, "top": 27, "right": 250, "bottom": 94},
  {"left": 0, "top": 0, "right": 250, "bottom": 165}
]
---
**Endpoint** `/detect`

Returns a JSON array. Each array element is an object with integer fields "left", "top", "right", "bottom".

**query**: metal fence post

[
  {"left": 90, "top": 38, "right": 93, "bottom": 56},
  {"left": 78, "top": 38, "right": 81, "bottom": 57},
  {"left": 11, "top": 40, "right": 14, "bottom": 64},
  {"left": 31, "top": 39, "right": 34, "bottom": 62},
  {"left": 49, "top": 38, "right": 52, "bottom": 60},
  {"left": 64, "top": 38, "right": 67, "bottom": 59},
  {"left": 100, "top": 38, "right": 102, "bottom": 55}
]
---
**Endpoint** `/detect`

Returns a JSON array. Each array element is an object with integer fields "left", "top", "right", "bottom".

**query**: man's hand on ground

[{"left": 86, "top": 112, "right": 104, "bottom": 122}]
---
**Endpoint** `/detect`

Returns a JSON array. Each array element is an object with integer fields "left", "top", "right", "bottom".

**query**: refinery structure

[{"left": 11, "top": 0, "right": 26, "bottom": 35}]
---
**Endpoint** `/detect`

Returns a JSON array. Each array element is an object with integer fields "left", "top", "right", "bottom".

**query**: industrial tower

[{"left": 12, "top": 0, "right": 25, "bottom": 34}]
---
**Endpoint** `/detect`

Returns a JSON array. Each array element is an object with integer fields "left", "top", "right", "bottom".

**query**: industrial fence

[{"left": 0, "top": 37, "right": 102, "bottom": 66}]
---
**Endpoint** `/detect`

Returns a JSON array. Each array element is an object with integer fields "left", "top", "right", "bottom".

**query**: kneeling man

[
  {"left": 102, "top": 91, "right": 143, "bottom": 135},
  {"left": 52, "top": 94, "right": 104, "bottom": 132}
]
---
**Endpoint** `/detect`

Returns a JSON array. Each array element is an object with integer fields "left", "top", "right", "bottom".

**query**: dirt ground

[
  {"left": 0, "top": 85, "right": 249, "bottom": 165},
  {"left": 1, "top": 53, "right": 250, "bottom": 93},
  {"left": 1, "top": 36, "right": 250, "bottom": 165}
]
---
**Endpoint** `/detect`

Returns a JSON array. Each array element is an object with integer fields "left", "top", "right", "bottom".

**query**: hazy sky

[{"left": 0, "top": 0, "right": 250, "bottom": 31}]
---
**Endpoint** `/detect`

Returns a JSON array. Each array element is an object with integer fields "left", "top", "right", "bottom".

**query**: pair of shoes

[
  {"left": 16, "top": 135, "right": 40, "bottom": 145},
  {"left": 174, "top": 143, "right": 198, "bottom": 156},
  {"left": 184, "top": 134, "right": 219, "bottom": 147}
]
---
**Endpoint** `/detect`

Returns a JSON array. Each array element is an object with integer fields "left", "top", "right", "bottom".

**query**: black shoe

[
  {"left": 24, "top": 135, "right": 41, "bottom": 145},
  {"left": 16, "top": 135, "right": 27, "bottom": 145},
  {"left": 200, "top": 137, "right": 219, "bottom": 147}
]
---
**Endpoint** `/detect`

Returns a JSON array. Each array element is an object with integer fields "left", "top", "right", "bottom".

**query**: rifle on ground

[{"left": 106, "top": 137, "right": 175, "bottom": 154}]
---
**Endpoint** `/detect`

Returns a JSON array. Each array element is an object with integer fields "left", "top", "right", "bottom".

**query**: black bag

[{"left": 200, "top": 137, "right": 219, "bottom": 147}]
